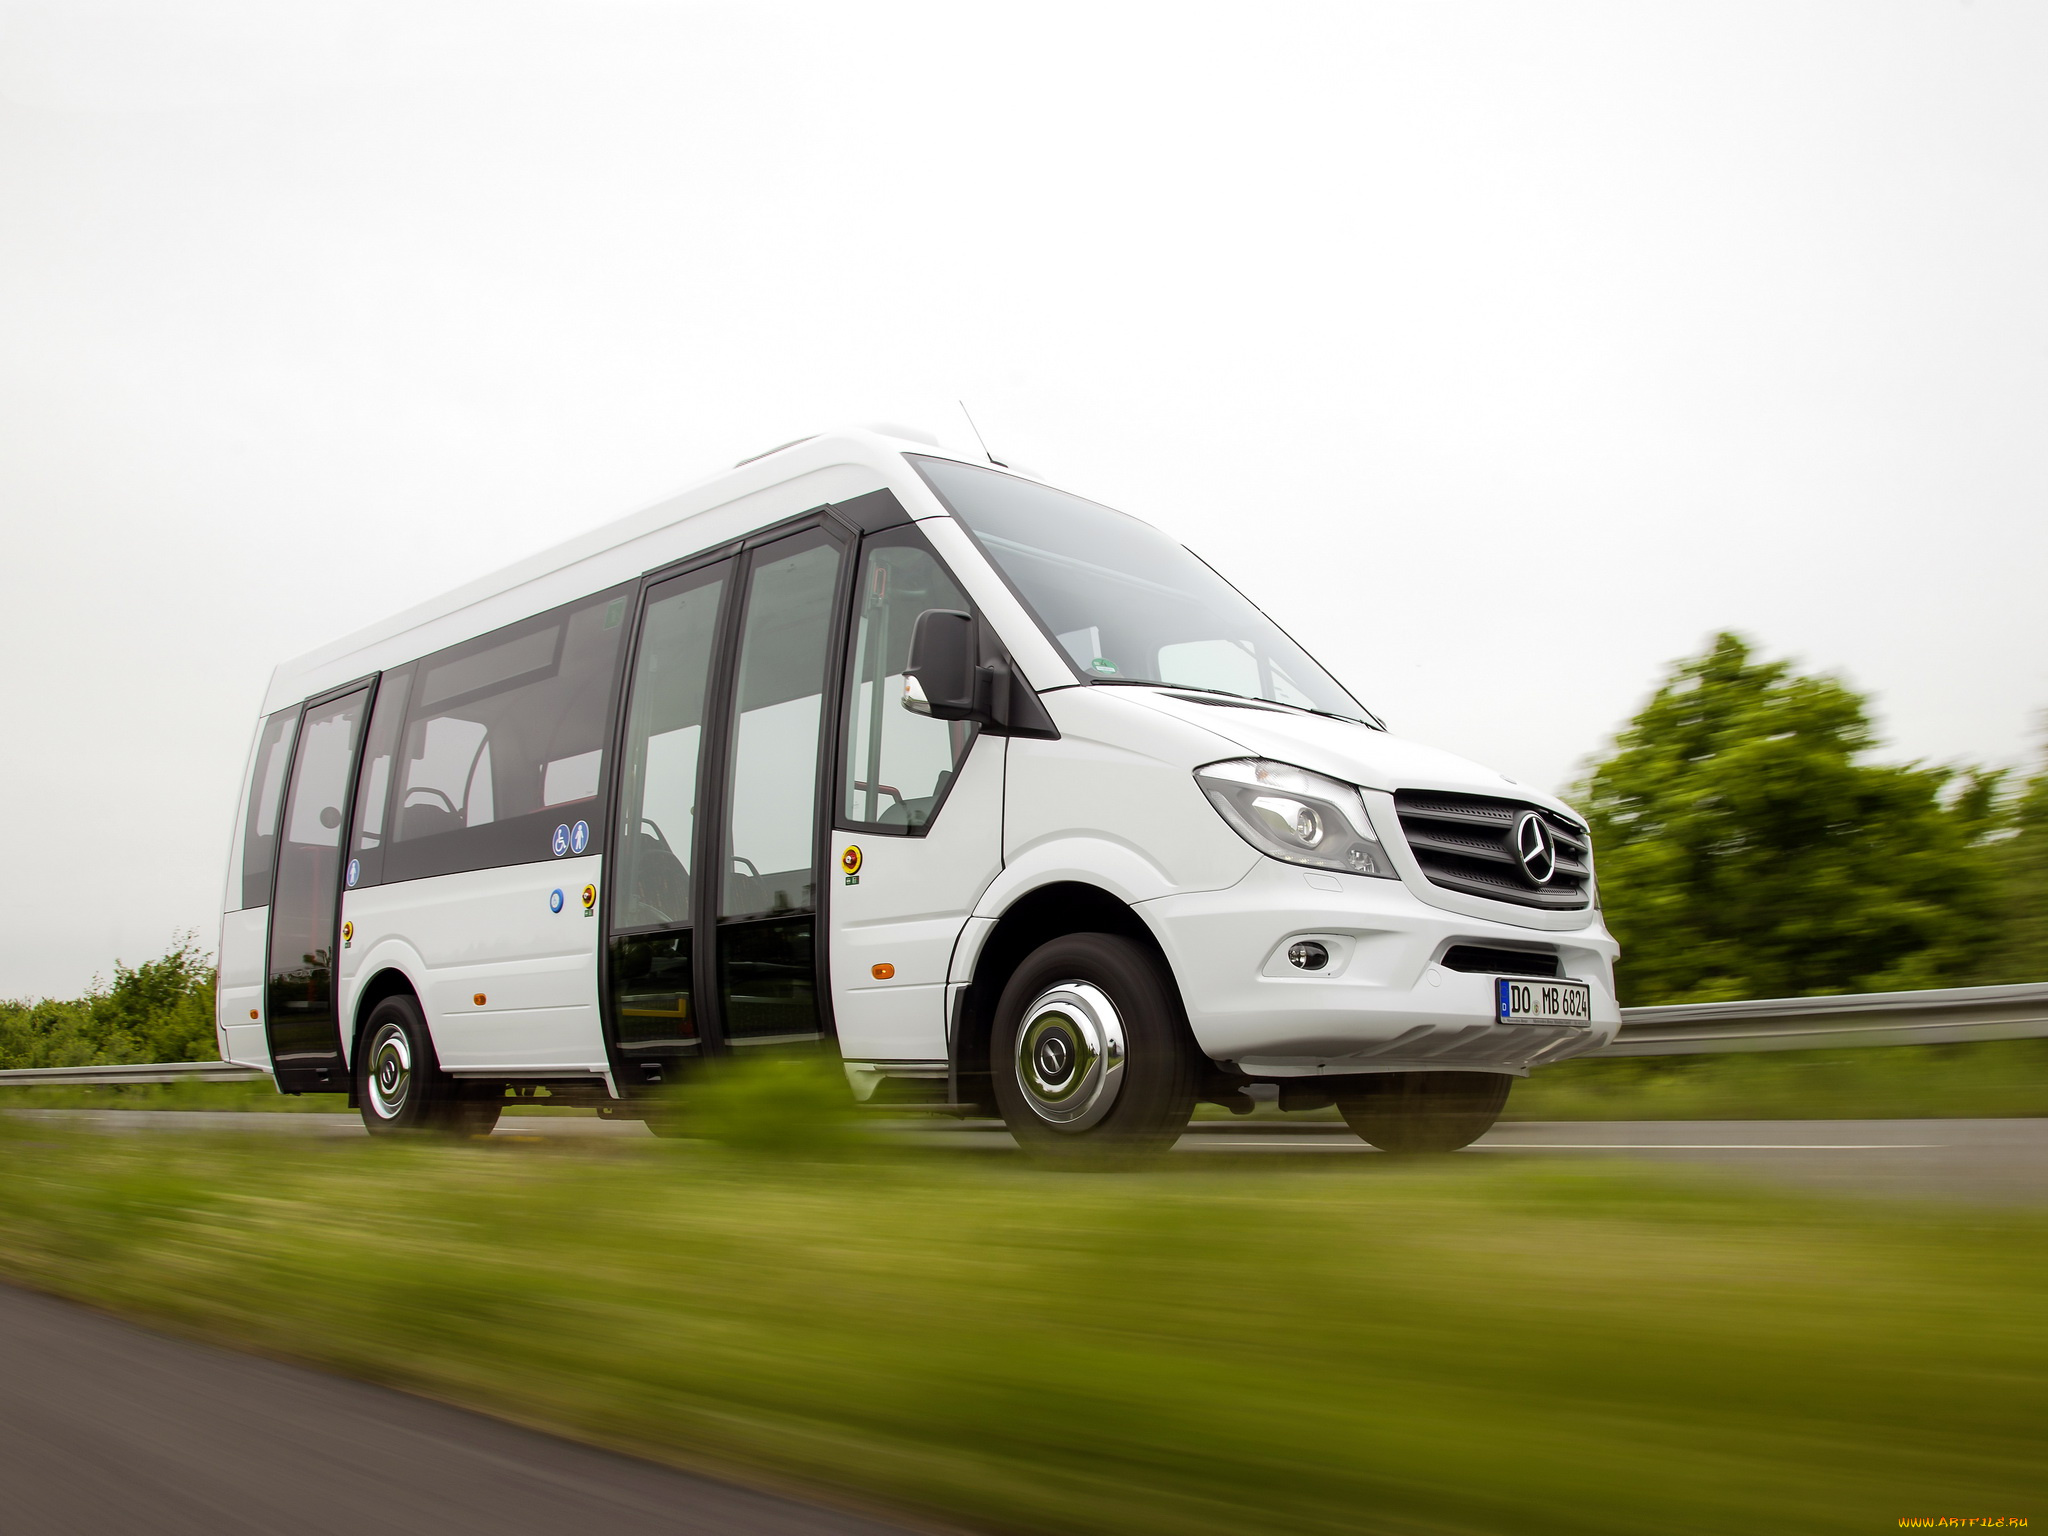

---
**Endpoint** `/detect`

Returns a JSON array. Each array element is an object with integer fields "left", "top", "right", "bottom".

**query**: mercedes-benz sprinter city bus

[{"left": 217, "top": 427, "right": 1619, "bottom": 1156}]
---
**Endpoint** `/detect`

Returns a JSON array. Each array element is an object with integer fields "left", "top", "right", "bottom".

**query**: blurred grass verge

[{"left": 0, "top": 1116, "right": 2041, "bottom": 1535}]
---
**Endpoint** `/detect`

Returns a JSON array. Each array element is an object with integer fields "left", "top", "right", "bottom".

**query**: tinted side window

[
  {"left": 236, "top": 708, "right": 299, "bottom": 910},
  {"left": 383, "top": 588, "right": 631, "bottom": 883},
  {"left": 840, "top": 532, "right": 978, "bottom": 833}
]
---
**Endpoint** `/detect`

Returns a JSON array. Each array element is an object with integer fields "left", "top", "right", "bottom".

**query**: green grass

[{"left": 0, "top": 1109, "right": 2041, "bottom": 1534}]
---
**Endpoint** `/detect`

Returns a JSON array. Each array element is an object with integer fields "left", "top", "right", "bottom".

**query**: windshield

[{"left": 910, "top": 456, "right": 1373, "bottom": 723}]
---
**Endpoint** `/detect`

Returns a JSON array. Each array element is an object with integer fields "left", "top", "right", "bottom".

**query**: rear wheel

[
  {"left": 990, "top": 933, "right": 1197, "bottom": 1165},
  {"left": 1335, "top": 1071, "right": 1512, "bottom": 1153},
  {"left": 355, "top": 996, "right": 477, "bottom": 1135}
]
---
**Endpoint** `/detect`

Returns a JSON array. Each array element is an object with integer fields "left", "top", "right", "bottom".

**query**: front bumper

[{"left": 1140, "top": 857, "right": 1621, "bottom": 1077}]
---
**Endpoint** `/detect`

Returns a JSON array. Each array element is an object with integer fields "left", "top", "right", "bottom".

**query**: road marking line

[{"left": 1475, "top": 1144, "right": 1945, "bottom": 1151}]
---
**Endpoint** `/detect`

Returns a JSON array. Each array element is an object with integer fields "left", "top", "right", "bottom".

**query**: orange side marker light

[
  {"left": 871, "top": 963, "right": 895, "bottom": 980},
  {"left": 473, "top": 993, "right": 487, "bottom": 1006}
]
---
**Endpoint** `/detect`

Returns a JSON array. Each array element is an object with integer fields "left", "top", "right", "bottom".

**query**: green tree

[
  {"left": 0, "top": 936, "right": 217, "bottom": 1069},
  {"left": 1576, "top": 633, "right": 2004, "bottom": 1005},
  {"left": 1982, "top": 741, "right": 2048, "bottom": 983}
]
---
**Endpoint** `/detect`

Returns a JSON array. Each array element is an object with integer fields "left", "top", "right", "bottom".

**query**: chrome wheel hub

[
  {"left": 1014, "top": 981, "right": 1126, "bottom": 1130},
  {"left": 367, "top": 1021, "right": 412, "bottom": 1120}
]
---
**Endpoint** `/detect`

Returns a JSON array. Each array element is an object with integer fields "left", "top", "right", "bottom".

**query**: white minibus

[{"left": 217, "top": 427, "right": 1619, "bottom": 1156}]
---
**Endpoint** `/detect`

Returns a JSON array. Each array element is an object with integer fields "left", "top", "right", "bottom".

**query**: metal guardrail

[
  {"left": 1, "top": 982, "right": 2044, "bottom": 1085},
  {"left": 1598, "top": 981, "right": 2048, "bottom": 1057},
  {"left": 0, "top": 1060, "right": 267, "bottom": 1086}
]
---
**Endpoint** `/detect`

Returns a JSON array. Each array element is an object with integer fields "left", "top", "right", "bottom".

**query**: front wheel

[
  {"left": 990, "top": 933, "right": 1197, "bottom": 1164},
  {"left": 356, "top": 996, "right": 477, "bottom": 1135},
  {"left": 1335, "top": 1071, "right": 1512, "bottom": 1153}
]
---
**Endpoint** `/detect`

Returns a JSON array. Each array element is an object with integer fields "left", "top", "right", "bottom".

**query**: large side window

[
  {"left": 233, "top": 708, "right": 299, "bottom": 911},
  {"left": 383, "top": 587, "right": 632, "bottom": 883},
  {"left": 839, "top": 532, "right": 978, "bottom": 834}
]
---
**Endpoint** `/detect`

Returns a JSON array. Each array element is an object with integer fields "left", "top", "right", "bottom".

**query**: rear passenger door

[{"left": 266, "top": 683, "right": 371, "bottom": 1091}]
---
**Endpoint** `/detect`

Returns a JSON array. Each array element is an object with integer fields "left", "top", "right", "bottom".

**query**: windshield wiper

[{"left": 1089, "top": 679, "right": 1383, "bottom": 730}]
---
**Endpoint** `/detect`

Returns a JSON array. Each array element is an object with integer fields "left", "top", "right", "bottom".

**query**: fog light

[{"left": 1287, "top": 941, "right": 1330, "bottom": 972}]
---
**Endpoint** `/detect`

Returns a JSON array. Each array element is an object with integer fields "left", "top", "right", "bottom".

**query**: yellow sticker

[
  {"left": 341, "top": 920, "right": 354, "bottom": 949},
  {"left": 582, "top": 884, "right": 597, "bottom": 911},
  {"left": 841, "top": 845, "right": 862, "bottom": 876}
]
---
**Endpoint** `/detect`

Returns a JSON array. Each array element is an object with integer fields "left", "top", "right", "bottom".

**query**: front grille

[
  {"left": 1441, "top": 945, "right": 1560, "bottom": 978},
  {"left": 1394, "top": 791, "right": 1593, "bottom": 911}
]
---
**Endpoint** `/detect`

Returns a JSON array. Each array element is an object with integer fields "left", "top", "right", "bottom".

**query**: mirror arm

[{"left": 977, "top": 658, "right": 1060, "bottom": 741}]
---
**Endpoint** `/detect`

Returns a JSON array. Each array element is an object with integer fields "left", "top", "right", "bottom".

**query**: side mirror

[{"left": 903, "top": 609, "right": 978, "bottom": 719}]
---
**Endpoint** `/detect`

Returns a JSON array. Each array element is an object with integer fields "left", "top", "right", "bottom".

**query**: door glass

[
  {"left": 344, "top": 665, "right": 413, "bottom": 892},
  {"left": 719, "top": 530, "right": 843, "bottom": 1041},
  {"left": 608, "top": 563, "right": 726, "bottom": 1052},
  {"left": 266, "top": 688, "right": 367, "bottom": 1088},
  {"left": 842, "top": 535, "right": 978, "bottom": 832},
  {"left": 234, "top": 708, "right": 299, "bottom": 911}
]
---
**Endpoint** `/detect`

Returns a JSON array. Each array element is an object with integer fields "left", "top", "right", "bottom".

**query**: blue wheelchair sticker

[
  {"left": 549, "top": 889, "right": 565, "bottom": 914},
  {"left": 570, "top": 820, "right": 590, "bottom": 855},
  {"left": 551, "top": 824, "right": 570, "bottom": 857}
]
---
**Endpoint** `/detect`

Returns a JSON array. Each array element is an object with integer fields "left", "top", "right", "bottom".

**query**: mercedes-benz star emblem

[{"left": 1512, "top": 810, "right": 1557, "bottom": 885}]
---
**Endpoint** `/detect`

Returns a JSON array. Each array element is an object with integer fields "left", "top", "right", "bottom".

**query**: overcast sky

[{"left": 3, "top": 1, "right": 2045, "bottom": 998}]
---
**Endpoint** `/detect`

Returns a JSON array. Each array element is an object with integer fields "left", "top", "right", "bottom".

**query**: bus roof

[{"left": 259, "top": 427, "right": 989, "bottom": 715}]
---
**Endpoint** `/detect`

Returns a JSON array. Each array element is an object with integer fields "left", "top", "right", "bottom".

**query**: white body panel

[
  {"left": 829, "top": 736, "right": 1006, "bottom": 1067},
  {"left": 216, "top": 905, "right": 272, "bottom": 1070},
  {"left": 996, "top": 689, "right": 1258, "bottom": 905},
  {"left": 339, "top": 855, "right": 606, "bottom": 1072},
  {"left": 986, "top": 686, "right": 1620, "bottom": 1076}
]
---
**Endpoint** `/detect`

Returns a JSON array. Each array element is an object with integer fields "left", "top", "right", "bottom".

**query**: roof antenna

[{"left": 958, "top": 400, "right": 1007, "bottom": 467}]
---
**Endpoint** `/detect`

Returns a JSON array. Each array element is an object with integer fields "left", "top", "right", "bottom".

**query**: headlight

[{"left": 1194, "top": 759, "right": 1398, "bottom": 879}]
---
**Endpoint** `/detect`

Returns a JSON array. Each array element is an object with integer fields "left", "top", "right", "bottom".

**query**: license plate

[{"left": 1495, "top": 976, "right": 1592, "bottom": 1026}]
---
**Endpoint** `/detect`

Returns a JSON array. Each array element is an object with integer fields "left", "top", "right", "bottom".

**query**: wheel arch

[
  {"left": 348, "top": 965, "right": 424, "bottom": 1072},
  {"left": 954, "top": 880, "right": 1198, "bottom": 1107}
]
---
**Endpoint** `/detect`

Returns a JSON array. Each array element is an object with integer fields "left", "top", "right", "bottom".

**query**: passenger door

[
  {"left": 604, "top": 524, "right": 853, "bottom": 1078},
  {"left": 605, "top": 558, "right": 732, "bottom": 1080},
  {"left": 266, "top": 683, "right": 370, "bottom": 1091},
  {"left": 826, "top": 527, "right": 1005, "bottom": 1068},
  {"left": 711, "top": 526, "right": 848, "bottom": 1047}
]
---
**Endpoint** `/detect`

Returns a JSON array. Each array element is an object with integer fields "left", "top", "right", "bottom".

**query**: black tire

[
  {"left": 443, "top": 1085, "right": 503, "bottom": 1138},
  {"left": 1335, "top": 1071, "right": 1512, "bottom": 1153},
  {"left": 990, "top": 933, "right": 1198, "bottom": 1165},
  {"left": 355, "top": 995, "right": 473, "bottom": 1135}
]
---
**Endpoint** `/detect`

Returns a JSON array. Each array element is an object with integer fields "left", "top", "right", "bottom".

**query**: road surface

[
  {"left": 9, "top": 1108, "right": 2047, "bottom": 1203},
  {"left": 0, "top": 1283, "right": 918, "bottom": 1536}
]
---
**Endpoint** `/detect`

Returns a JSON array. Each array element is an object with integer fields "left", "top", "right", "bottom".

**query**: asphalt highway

[
  {"left": 11, "top": 1108, "right": 2047, "bottom": 1203},
  {"left": 0, "top": 1283, "right": 917, "bottom": 1536}
]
